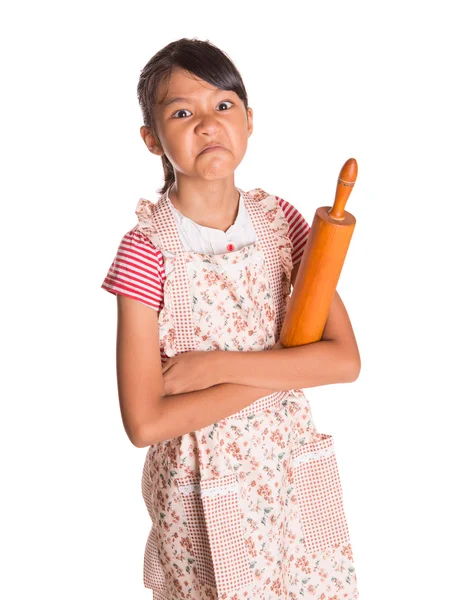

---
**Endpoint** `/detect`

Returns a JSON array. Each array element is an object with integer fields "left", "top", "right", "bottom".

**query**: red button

[{"left": 227, "top": 243, "right": 235, "bottom": 251}]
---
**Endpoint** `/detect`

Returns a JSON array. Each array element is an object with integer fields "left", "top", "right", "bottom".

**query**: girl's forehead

[{"left": 157, "top": 69, "right": 227, "bottom": 104}]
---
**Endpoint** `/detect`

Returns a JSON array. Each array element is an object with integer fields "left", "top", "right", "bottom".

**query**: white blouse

[{"left": 167, "top": 188, "right": 255, "bottom": 255}]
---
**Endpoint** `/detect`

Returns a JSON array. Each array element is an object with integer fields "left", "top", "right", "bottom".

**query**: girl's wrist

[{"left": 212, "top": 344, "right": 282, "bottom": 387}]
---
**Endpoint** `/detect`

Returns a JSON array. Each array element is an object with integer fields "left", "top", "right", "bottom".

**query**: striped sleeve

[
  {"left": 101, "top": 225, "right": 165, "bottom": 311},
  {"left": 277, "top": 198, "right": 311, "bottom": 265}
]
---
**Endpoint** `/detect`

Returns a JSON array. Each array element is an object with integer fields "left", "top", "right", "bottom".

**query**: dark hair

[{"left": 137, "top": 38, "right": 249, "bottom": 196}]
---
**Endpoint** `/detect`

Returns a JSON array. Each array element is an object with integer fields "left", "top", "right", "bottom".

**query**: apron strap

[{"left": 244, "top": 190, "right": 294, "bottom": 341}]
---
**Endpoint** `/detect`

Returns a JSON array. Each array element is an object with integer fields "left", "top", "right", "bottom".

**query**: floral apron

[{"left": 135, "top": 187, "right": 360, "bottom": 600}]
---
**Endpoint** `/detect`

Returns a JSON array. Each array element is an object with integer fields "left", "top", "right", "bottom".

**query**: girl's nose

[{"left": 194, "top": 114, "right": 222, "bottom": 133}]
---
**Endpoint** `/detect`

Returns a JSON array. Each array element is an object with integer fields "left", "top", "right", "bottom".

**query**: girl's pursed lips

[{"left": 199, "top": 144, "right": 226, "bottom": 154}]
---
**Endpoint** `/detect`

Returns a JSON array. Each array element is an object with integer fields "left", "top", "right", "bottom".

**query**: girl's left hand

[{"left": 162, "top": 350, "right": 219, "bottom": 396}]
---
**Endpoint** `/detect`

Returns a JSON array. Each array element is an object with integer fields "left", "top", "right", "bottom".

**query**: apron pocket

[
  {"left": 176, "top": 472, "right": 253, "bottom": 595},
  {"left": 292, "top": 434, "right": 351, "bottom": 553}
]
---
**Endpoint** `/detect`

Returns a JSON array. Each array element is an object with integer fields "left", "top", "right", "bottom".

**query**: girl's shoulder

[
  {"left": 246, "top": 188, "right": 311, "bottom": 266},
  {"left": 245, "top": 188, "right": 305, "bottom": 221},
  {"left": 101, "top": 223, "right": 165, "bottom": 312},
  {"left": 245, "top": 187, "right": 272, "bottom": 201},
  {"left": 133, "top": 196, "right": 167, "bottom": 253},
  {"left": 135, "top": 196, "right": 157, "bottom": 228}
]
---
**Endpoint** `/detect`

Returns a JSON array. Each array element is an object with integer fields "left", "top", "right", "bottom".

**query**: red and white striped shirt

[{"left": 101, "top": 196, "right": 310, "bottom": 312}]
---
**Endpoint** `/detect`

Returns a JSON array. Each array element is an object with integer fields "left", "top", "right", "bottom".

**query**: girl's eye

[
  {"left": 172, "top": 109, "right": 191, "bottom": 119},
  {"left": 171, "top": 100, "right": 234, "bottom": 119},
  {"left": 217, "top": 100, "right": 234, "bottom": 111}
]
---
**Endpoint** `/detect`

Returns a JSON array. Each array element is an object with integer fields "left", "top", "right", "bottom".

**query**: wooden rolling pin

[{"left": 279, "top": 158, "right": 358, "bottom": 347}]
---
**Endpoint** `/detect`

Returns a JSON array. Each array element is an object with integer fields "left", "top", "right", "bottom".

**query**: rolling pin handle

[{"left": 328, "top": 158, "right": 358, "bottom": 220}]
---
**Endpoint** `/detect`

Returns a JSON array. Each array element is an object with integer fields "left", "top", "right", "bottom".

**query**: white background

[{"left": 2, "top": 1, "right": 470, "bottom": 599}]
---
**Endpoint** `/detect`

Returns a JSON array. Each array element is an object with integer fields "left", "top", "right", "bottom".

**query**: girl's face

[{"left": 141, "top": 67, "right": 253, "bottom": 182}]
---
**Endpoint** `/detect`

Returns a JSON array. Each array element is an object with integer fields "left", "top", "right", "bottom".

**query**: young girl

[{"left": 102, "top": 38, "right": 361, "bottom": 600}]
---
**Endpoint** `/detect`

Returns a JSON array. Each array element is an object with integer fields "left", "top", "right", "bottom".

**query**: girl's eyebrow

[{"left": 161, "top": 96, "right": 191, "bottom": 108}]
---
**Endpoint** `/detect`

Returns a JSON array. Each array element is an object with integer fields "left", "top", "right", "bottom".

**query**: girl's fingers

[{"left": 162, "top": 359, "right": 174, "bottom": 373}]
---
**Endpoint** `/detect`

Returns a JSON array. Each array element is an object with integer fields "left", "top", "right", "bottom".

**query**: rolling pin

[{"left": 279, "top": 158, "right": 358, "bottom": 347}]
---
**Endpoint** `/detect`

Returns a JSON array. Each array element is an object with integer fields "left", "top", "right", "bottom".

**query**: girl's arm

[
  {"left": 116, "top": 295, "right": 278, "bottom": 449},
  {"left": 220, "top": 257, "right": 361, "bottom": 388},
  {"left": 162, "top": 263, "right": 361, "bottom": 393},
  {"left": 212, "top": 288, "right": 361, "bottom": 390}
]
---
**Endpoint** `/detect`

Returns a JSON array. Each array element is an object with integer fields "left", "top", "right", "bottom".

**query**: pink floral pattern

[
  {"left": 184, "top": 244, "right": 276, "bottom": 352},
  {"left": 136, "top": 187, "right": 359, "bottom": 599}
]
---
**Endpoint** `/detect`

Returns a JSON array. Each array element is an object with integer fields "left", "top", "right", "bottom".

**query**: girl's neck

[{"left": 167, "top": 181, "right": 241, "bottom": 233}]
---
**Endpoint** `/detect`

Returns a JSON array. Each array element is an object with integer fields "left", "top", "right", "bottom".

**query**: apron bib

[{"left": 135, "top": 187, "right": 359, "bottom": 600}]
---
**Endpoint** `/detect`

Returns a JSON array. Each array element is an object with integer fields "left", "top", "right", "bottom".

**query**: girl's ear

[
  {"left": 247, "top": 107, "right": 254, "bottom": 138},
  {"left": 139, "top": 126, "right": 164, "bottom": 156}
]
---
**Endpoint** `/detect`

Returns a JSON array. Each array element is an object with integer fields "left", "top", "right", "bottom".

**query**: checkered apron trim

[{"left": 291, "top": 433, "right": 351, "bottom": 553}]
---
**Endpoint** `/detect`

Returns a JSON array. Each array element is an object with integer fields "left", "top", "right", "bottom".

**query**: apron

[{"left": 135, "top": 187, "right": 360, "bottom": 600}]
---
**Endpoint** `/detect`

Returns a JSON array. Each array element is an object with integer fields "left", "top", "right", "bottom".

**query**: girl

[{"left": 102, "top": 38, "right": 361, "bottom": 600}]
